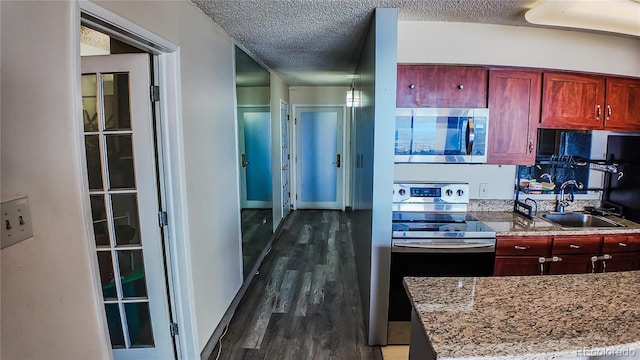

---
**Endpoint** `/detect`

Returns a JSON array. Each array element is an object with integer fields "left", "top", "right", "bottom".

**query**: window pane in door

[
  {"left": 111, "top": 194, "right": 141, "bottom": 246},
  {"left": 300, "top": 111, "right": 337, "bottom": 202},
  {"left": 90, "top": 195, "right": 110, "bottom": 247},
  {"left": 85, "top": 135, "right": 103, "bottom": 190},
  {"left": 105, "top": 303, "right": 125, "bottom": 348},
  {"left": 97, "top": 251, "right": 116, "bottom": 300},
  {"left": 103, "top": 73, "right": 132, "bottom": 130},
  {"left": 82, "top": 74, "right": 98, "bottom": 132},
  {"left": 106, "top": 135, "right": 136, "bottom": 189},
  {"left": 125, "top": 302, "right": 155, "bottom": 347},
  {"left": 117, "top": 250, "right": 148, "bottom": 299}
]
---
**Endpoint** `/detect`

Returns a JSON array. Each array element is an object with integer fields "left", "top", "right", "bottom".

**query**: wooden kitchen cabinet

[
  {"left": 540, "top": 72, "right": 605, "bottom": 130},
  {"left": 487, "top": 69, "right": 541, "bottom": 165},
  {"left": 396, "top": 65, "right": 488, "bottom": 108},
  {"left": 494, "top": 235, "right": 551, "bottom": 276},
  {"left": 540, "top": 72, "right": 640, "bottom": 131},
  {"left": 548, "top": 235, "right": 602, "bottom": 274},
  {"left": 603, "top": 77, "right": 640, "bottom": 132},
  {"left": 601, "top": 234, "right": 640, "bottom": 272}
]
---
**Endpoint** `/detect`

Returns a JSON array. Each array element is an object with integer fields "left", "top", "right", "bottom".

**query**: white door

[
  {"left": 81, "top": 54, "right": 174, "bottom": 359},
  {"left": 281, "top": 102, "right": 291, "bottom": 217},
  {"left": 295, "top": 106, "right": 344, "bottom": 210},
  {"left": 238, "top": 106, "right": 273, "bottom": 209}
]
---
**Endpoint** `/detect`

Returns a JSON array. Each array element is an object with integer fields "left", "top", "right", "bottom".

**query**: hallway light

[
  {"left": 525, "top": 0, "right": 640, "bottom": 37},
  {"left": 346, "top": 89, "right": 361, "bottom": 108}
]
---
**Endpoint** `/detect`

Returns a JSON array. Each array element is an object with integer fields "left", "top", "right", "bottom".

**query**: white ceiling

[{"left": 189, "top": 0, "right": 573, "bottom": 86}]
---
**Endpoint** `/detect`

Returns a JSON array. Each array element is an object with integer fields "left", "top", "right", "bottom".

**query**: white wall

[
  {"left": 397, "top": 21, "right": 640, "bottom": 199},
  {"left": 2, "top": 0, "right": 246, "bottom": 357},
  {"left": 1, "top": 2, "right": 110, "bottom": 359},
  {"left": 91, "top": 0, "right": 244, "bottom": 352}
]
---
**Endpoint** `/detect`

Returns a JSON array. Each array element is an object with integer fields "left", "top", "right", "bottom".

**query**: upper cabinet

[
  {"left": 604, "top": 77, "right": 640, "bottom": 132},
  {"left": 540, "top": 72, "right": 640, "bottom": 131},
  {"left": 540, "top": 72, "right": 605, "bottom": 130},
  {"left": 487, "top": 69, "right": 542, "bottom": 165},
  {"left": 397, "top": 65, "right": 488, "bottom": 108}
]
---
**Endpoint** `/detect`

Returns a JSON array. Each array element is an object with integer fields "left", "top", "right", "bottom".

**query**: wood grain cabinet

[
  {"left": 396, "top": 65, "right": 488, "bottom": 108},
  {"left": 494, "top": 235, "right": 551, "bottom": 276},
  {"left": 487, "top": 69, "right": 541, "bottom": 165},
  {"left": 602, "top": 234, "right": 640, "bottom": 272},
  {"left": 540, "top": 72, "right": 640, "bottom": 131},
  {"left": 548, "top": 235, "right": 602, "bottom": 275}
]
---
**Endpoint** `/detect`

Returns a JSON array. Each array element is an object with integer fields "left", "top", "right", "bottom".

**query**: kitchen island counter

[{"left": 403, "top": 271, "right": 640, "bottom": 359}]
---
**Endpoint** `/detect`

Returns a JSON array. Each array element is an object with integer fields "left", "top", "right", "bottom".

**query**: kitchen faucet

[{"left": 556, "top": 180, "right": 584, "bottom": 213}]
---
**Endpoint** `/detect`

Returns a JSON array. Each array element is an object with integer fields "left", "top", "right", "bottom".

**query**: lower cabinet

[{"left": 494, "top": 233, "right": 640, "bottom": 276}]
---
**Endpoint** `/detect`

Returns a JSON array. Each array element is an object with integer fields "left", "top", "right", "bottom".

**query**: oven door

[{"left": 387, "top": 242, "right": 495, "bottom": 344}]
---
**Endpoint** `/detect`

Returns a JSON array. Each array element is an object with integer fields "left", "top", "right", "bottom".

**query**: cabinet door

[
  {"left": 604, "top": 252, "right": 640, "bottom": 272},
  {"left": 604, "top": 77, "right": 640, "bottom": 132},
  {"left": 540, "top": 72, "right": 605, "bottom": 130},
  {"left": 602, "top": 234, "right": 640, "bottom": 253},
  {"left": 494, "top": 256, "right": 546, "bottom": 276},
  {"left": 496, "top": 235, "right": 551, "bottom": 256},
  {"left": 548, "top": 254, "right": 596, "bottom": 274},
  {"left": 487, "top": 70, "right": 541, "bottom": 165},
  {"left": 397, "top": 65, "right": 422, "bottom": 107},
  {"left": 397, "top": 65, "right": 487, "bottom": 108},
  {"left": 551, "top": 235, "right": 602, "bottom": 255}
]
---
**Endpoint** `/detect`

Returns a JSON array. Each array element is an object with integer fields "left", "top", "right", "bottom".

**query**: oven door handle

[
  {"left": 466, "top": 117, "right": 475, "bottom": 155},
  {"left": 392, "top": 242, "right": 495, "bottom": 253}
]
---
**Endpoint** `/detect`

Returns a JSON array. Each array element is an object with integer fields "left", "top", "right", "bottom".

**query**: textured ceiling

[{"left": 189, "top": 0, "right": 539, "bottom": 85}]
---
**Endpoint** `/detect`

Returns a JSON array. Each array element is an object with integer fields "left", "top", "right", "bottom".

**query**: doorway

[
  {"left": 294, "top": 105, "right": 345, "bottom": 210},
  {"left": 81, "top": 53, "right": 175, "bottom": 359}
]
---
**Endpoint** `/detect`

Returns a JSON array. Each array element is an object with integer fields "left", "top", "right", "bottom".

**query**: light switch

[{"left": 2, "top": 196, "right": 34, "bottom": 249}]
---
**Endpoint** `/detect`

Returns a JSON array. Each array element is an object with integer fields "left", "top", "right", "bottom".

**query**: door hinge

[
  {"left": 294, "top": 118, "right": 297, "bottom": 125},
  {"left": 296, "top": 194, "right": 298, "bottom": 200},
  {"left": 158, "top": 211, "right": 168, "bottom": 227},
  {"left": 150, "top": 85, "right": 160, "bottom": 102},
  {"left": 287, "top": 115, "right": 290, "bottom": 121},
  {"left": 169, "top": 322, "right": 179, "bottom": 336}
]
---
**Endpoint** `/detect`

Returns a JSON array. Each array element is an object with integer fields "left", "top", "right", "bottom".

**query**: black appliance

[
  {"left": 604, "top": 135, "right": 640, "bottom": 223},
  {"left": 388, "top": 182, "right": 495, "bottom": 344}
]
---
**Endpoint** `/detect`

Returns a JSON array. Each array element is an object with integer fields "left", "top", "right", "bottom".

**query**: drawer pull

[
  {"left": 618, "top": 242, "right": 628, "bottom": 247},
  {"left": 569, "top": 244, "right": 582, "bottom": 249},
  {"left": 514, "top": 245, "right": 529, "bottom": 250}
]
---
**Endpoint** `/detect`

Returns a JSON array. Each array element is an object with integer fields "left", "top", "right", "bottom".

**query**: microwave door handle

[{"left": 466, "top": 117, "right": 475, "bottom": 155}]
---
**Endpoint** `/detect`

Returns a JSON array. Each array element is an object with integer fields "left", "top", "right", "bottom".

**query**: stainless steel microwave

[{"left": 394, "top": 108, "right": 489, "bottom": 163}]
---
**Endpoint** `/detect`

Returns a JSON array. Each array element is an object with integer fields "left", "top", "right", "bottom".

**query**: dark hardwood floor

[
  {"left": 211, "top": 210, "right": 383, "bottom": 360},
  {"left": 241, "top": 208, "right": 273, "bottom": 278}
]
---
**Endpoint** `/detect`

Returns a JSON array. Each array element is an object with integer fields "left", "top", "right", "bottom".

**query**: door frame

[
  {"left": 76, "top": 3, "right": 198, "bottom": 359},
  {"left": 291, "top": 104, "right": 346, "bottom": 210},
  {"left": 279, "top": 100, "right": 290, "bottom": 220}
]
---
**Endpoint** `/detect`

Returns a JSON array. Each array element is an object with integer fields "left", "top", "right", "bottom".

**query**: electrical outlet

[
  {"left": 479, "top": 183, "right": 489, "bottom": 198},
  {"left": 2, "top": 196, "right": 34, "bottom": 249}
]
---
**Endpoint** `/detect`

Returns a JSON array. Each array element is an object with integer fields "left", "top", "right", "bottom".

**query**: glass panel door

[{"left": 82, "top": 54, "right": 174, "bottom": 359}]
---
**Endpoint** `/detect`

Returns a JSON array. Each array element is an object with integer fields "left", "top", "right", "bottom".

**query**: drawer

[
  {"left": 602, "top": 234, "right": 640, "bottom": 253},
  {"left": 496, "top": 236, "right": 551, "bottom": 256},
  {"left": 552, "top": 235, "right": 602, "bottom": 255}
]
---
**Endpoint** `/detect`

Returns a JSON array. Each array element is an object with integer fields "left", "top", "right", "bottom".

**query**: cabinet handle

[
  {"left": 408, "top": 83, "right": 415, "bottom": 89},
  {"left": 528, "top": 140, "right": 534, "bottom": 153},
  {"left": 514, "top": 245, "right": 529, "bottom": 250},
  {"left": 569, "top": 244, "right": 581, "bottom": 249},
  {"left": 596, "top": 105, "right": 601, "bottom": 120},
  {"left": 606, "top": 104, "right": 612, "bottom": 120},
  {"left": 457, "top": 84, "right": 464, "bottom": 90},
  {"left": 618, "top": 242, "right": 628, "bottom": 247}
]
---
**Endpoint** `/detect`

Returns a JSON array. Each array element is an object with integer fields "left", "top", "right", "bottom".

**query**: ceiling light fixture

[{"left": 525, "top": 0, "right": 640, "bottom": 37}]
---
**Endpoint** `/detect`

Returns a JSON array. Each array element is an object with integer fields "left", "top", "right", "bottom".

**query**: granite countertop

[
  {"left": 469, "top": 211, "right": 640, "bottom": 236},
  {"left": 404, "top": 272, "right": 640, "bottom": 360}
]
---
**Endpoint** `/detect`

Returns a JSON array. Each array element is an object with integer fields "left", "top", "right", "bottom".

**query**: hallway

[{"left": 211, "top": 210, "right": 383, "bottom": 360}]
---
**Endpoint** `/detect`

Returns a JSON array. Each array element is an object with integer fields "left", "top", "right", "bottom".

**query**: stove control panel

[{"left": 393, "top": 183, "right": 469, "bottom": 204}]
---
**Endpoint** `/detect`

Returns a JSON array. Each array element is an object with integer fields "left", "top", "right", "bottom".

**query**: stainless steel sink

[{"left": 542, "top": 213, "right": 624, "bottom": 228}]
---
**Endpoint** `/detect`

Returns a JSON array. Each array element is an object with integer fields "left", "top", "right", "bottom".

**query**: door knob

[
  {"left": 332, "top": 154, "right": 341, "bottom": 168},
  {"left": 241, "top": 154, "right": 249, "bottom": 167}
]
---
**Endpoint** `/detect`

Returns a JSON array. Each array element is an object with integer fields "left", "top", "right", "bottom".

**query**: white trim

[
  {"left": 279, "top": 99, "right": 290, "bottom": 222},
  {"left": 77, "top": 2, "right": 198, "bottom": 359}
]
